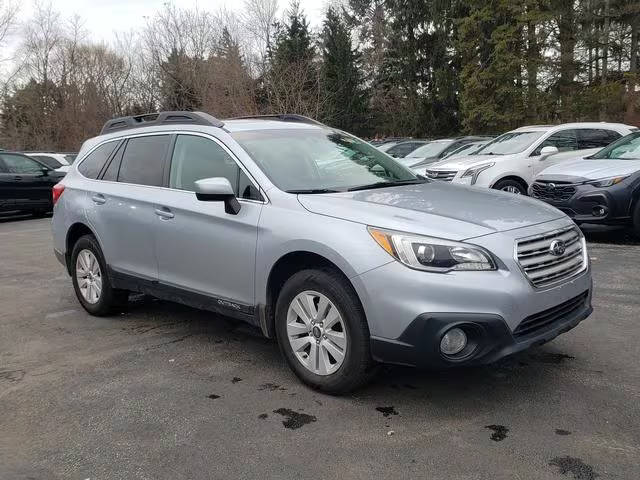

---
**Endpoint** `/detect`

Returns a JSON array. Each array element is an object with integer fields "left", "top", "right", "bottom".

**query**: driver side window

[
  {"left": 169, "top": 134, "right": 262, "bottom": 201},
  {"left": 1, "top": 154, "right": 45, "bottom": 174},
  {"left": 532, "top": 130, "right": 578, "bottom": 156}
]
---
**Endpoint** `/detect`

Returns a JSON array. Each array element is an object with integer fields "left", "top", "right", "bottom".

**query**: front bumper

[
  {"left": 530, "top": 181, "right": 633, "bottom": 225},
  {"left": 349, "top": 217, "right": 593, "bottom": 368},
  {"left": 370, "top": 289, "right": 592, "bottom": 367}
]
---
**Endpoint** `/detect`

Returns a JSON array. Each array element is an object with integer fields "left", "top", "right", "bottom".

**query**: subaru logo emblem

[
  {"left": 549, "top": 239, "right": 566, "bottom": 256},
  {"left": 548, "top": 183, "right": 556, "bottom": 189}
]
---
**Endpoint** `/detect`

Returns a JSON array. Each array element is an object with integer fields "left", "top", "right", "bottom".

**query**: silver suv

[{"left": 52, "top": 112, "right": 593, "bottom": 393}]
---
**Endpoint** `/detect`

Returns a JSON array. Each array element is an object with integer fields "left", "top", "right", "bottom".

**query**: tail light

[{"left": 52, "top": 183, "right": 65, "bottom": 205}]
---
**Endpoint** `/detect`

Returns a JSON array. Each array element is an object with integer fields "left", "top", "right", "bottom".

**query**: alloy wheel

[
  {"left": 501, "top": 185, "right": 522, "bottom": 194},
  {"left": 286, "top": 290, "right": 348, "bottom": 376},
  {"left": 76, "top": 249, "right": 102, "bottom": 304}
]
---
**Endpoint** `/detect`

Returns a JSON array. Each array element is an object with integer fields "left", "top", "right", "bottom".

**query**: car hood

[
  {"left": 297, "top": 181, "right": 565, "bottom": 240},
  {"left": 426, "top": 153, "right": 513, "bottom": 171},
  {"left": 538, "top": 158, "right": 640, "bottom": 181}
]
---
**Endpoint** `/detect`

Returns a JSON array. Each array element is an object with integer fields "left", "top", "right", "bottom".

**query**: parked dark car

[
  {"left": 530, "top": 131, "right": 640, "bottom": 236},
  {"left": 0, "top": 152, "right": 65, "bottom": 216},
  {"left": 385, "top": 140, "right": 429, "bottom": 158}
]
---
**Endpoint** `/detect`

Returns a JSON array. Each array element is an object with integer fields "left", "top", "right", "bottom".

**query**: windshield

[
  {"left": 476, "top": 131, "right": 544, "bottom": 155},
  {"left": 233, "top": 128, "right": 418, "bottom": 192},
  {"left": 590, "top": 132, "right": 640, "bottom": 160},
  {"left": 407, "top": 141, "right": 454, "bottom": 159}
]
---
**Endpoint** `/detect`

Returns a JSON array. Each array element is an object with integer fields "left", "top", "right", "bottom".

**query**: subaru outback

[{"left": 51, "top": 112, "right": 593, "bottom": 393}]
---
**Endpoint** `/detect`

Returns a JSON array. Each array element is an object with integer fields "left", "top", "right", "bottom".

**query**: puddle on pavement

[
  {"left": 273, "top": 408, "right": 317, "bottom": 429},
  {"left": 485, "top": 424, "right": 509, "bottom": 441}
]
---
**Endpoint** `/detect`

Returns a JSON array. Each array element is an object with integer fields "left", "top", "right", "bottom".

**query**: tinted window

[
  {"left": 0, "top": 153, "right": 45, "bottom": 173},
  {"left": 577, "top": 129, "right": 621, "bottom": 149},
  {"left": 386, "top": 142, "right": 424, "bottom": 158},
  {"left": 238, "top": 170, "right": 263, "bottom": 201},
  {"left": 0, "top": 158, "right": 7, "bottom": 173},
  {"left": 118, "top": 135, "right": 170, "bottom": 186},
  {"left": 101, "top": 142, "right": 125, "bottom": 182},
  {"left": 532, "top": 130, "right": 577, "bottom": 155},
  {"left": 169, "top": 135, "right": 245, "bottom": 195},
  {"left": 31, "top": 155, "right": 62, "bottom": 169},
  {"left": 78, "top": 141, "right": 118, "bottom": 179}
]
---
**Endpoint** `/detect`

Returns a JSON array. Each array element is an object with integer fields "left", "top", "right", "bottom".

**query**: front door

[
  {"left": 154, "top": 134, "right": 263, "bottom": 308},
  {"left": 0, "top": 153, "right": 52, "bottom": 210}
]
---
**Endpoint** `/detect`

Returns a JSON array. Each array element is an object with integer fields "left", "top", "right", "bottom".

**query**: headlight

[
  {"left": 368, "top": 227, "right": 496, "bottom": 272},
  {"left": 461, "top": 163, "right": 495, "bottom": 185},
  {"left": 586, "top": 176, "right": 628, "bottom": 188}
]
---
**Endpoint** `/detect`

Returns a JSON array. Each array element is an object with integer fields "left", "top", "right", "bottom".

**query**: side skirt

[{"left": 109, "top": 268, "right": 260, "bottom": 327}]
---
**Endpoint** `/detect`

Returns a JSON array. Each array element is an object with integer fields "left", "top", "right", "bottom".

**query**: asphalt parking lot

[{"left": 1, "top": 216, "right": 639, "bottom": 480}]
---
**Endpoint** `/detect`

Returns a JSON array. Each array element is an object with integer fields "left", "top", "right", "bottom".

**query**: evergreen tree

[{"left": 319, "top": 7, "right": 369, "bottom": 134}]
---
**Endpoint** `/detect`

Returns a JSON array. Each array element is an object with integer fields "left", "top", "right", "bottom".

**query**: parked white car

[
  {"left": 418, "top": 123, "right": 637, "bottom": 194},
  {"left": 26, "top": 152, "right": 77, "bottom": 174}
]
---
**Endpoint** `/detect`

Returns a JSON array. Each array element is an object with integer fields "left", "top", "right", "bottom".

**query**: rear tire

[
  {"left": 275, "top": 268, "right": 375, "bottom": 394},
  {"left": 492, "top": 178, "right": 527, "bottom": 195},
  {"left": 70, "top": 234, "right": 128, "bottom": 316}
]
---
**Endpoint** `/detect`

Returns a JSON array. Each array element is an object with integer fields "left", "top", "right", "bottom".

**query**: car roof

[{"left": 512, "top": 122, "right": 636, "bottom": 133}]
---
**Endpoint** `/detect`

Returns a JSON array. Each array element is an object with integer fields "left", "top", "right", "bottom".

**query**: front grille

[
  {"left": 425, "top": 170, "right": 457, "bottom": 182},
  {"left": 530, "top": 181, "right": 577, "bottom": 201},
  {"left": 516, "top": 226, "right": 586, "bottom": 288},
  {"left": 513, "top": 291, "right": 589, "bottom": 339}
]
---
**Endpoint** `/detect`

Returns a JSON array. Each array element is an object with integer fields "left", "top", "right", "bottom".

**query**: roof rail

[
  {"left": 227, "top": 114, "right": 326, "bottom": 126},
  {"left": 100, "top": 111, "right": 224, "bottom": 135}
]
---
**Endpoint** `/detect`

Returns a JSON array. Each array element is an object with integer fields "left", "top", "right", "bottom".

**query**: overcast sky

[
  {"left": 14, "top": 0, "right": 328, "bottom": 42},
  {"left": 4, "top": 0, "right": 329, "bottom": 64}
]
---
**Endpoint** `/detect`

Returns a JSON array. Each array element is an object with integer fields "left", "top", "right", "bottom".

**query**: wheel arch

[
  {"left": 260, "top": 250, "right": 362, "bottom": 339},
  {"left": 490, "top": 175, "right": 529, "bottom": 192},
  {"left": 65, "top": 222, "right": 97, "bottom": 274}
]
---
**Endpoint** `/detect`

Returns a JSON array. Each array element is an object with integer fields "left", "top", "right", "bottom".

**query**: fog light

[
  {"left": 592, "top": 206, "right": 606, "bottom": 217},
  {"left": 440, "top": 327, "right": 467, "bottom": 356}
]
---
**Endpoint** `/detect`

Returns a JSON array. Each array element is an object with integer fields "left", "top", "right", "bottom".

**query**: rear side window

[
  {"left": 577, "top": 129, "right": 621, "bottom": 149},
  {"left": 31, "top": 155, "right": 62, "bottom": 169},
  {"left": 0, "top": 158, "right": 7, "bottom": 173},
  {"left": 532, "top": 130, "right": 577, "bottom": 155},
  {"left": 78, "top": 141, "right": 118, "bottom": 179},
  {"left": 117, "top": 135, "right": 171, "bottom": 187}
]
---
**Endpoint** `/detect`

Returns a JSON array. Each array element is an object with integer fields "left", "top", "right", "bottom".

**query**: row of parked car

[
  {"left": 0, "top": 150, "right": 77, "bottom": 216},
  {"left": 378, "top": 122, "right": 640, "bottom": 234}
]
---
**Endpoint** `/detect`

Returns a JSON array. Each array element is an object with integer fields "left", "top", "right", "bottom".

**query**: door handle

[
  {"left": 91, "top": 194, "right": 106, "bottom": 205},
  {"left": 154, "top": 207, "right": 174, "bottom": 219},
  {"left": 13, "top": 176, "right": 22, "bottom": 181}
]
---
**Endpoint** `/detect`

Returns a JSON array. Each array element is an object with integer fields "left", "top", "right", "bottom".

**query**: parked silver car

[{"left": 52, "top": 112, "right": 593, "bottom": 393}]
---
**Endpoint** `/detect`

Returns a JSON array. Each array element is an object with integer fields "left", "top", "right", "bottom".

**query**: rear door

[
  {"left": 154, "top": 133, "right": 263, "bottom": 308},
  {"left": 84, "top": 135, "right": 171, "bottom": 281}
]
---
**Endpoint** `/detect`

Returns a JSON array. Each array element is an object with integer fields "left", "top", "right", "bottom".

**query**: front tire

[
  {"left": 275, "top": 268, "right": 375, "bottom": 394},
  {"left": 71, "top": 234, "right": 128, "bottom": 316},
  {"left": 492, "top": 178, "right": 527, "bottom": 195}
]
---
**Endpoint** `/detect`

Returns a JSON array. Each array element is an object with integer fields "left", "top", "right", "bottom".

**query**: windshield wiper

[
  {"left": 285, "top": 188, "right": 341, "bottom": 194},
  {"left": 479, "top": 152, "right": 504, "bottom": 155},
  {"left": 347, "top": 179, "right": 426, "bottom": 192}
]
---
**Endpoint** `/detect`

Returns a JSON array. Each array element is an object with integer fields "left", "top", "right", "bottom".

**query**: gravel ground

[{"left": 1, "top": 216, "right": 639, "bottom": 480}]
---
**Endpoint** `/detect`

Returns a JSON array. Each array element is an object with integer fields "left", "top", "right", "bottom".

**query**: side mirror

[
  {"left": 194, "top": 177, "right": 241, "bottom": 215},
  {"left": 539, "top": 146, "right": 559, "bottom": 159}
]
